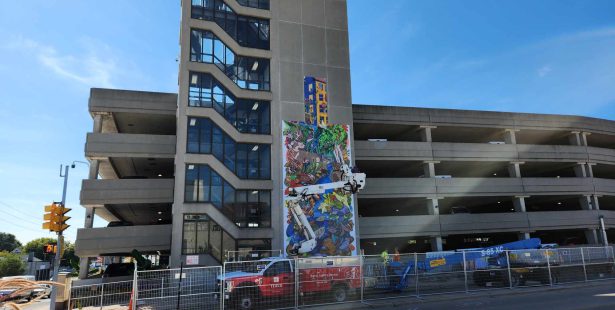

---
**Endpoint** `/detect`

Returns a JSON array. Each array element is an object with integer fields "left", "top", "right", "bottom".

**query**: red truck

[{"left": 219, "top": 257, "right": 361, "bottom": 309}]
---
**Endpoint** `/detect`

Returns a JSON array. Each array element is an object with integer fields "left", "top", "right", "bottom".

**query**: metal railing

[
  {"left": 68, "top": 280, "right": 133, "bottom": 309},
  {"left": 68, "top": 245, "right": 615, "bottom": 310}
]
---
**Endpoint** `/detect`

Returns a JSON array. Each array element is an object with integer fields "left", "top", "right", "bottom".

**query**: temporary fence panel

[
  {"left": 550, "top": 247, "right": 586, "bottom": 284},
  {"left": 361, "top": 253, "right": 418, "bottom": 300},
  {"left": 296, "top": 256, "right": 361, "bottom": 307},
  {"left": 416, "top": 252, "right": 466, "bottom": 295},
  {"left": 135, "top": 266, "right": 222, "bottom": 310},
  {"left": 68, "top": 280, "right": 133, "bottom": 310},
  {"left": 226, "top": 250, "right": 283, "bottom": 262},
  {"left": 464, "top": 250, "right": 511, "bottom": 291},
  {"left": 582, "top": 247, "right": 615, "bottom": 281},
  {"left": 222, "top": 258, "right": 296, "bottom": 310}
]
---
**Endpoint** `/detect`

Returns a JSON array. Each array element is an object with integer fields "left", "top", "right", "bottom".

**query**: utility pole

[{"left": 49, "top": 164, "right": 69, "bottom": 310}]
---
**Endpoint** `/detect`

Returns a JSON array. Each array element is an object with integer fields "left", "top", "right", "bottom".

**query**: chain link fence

[
  {"left": 135, "top": 266, "right": 221, "bottom": 310},
  {"left": 68, "top": 280, "right": 133, "bottom": 309},
  {"left": 68, "top": 245, "right": 615, "bottom": 310}
]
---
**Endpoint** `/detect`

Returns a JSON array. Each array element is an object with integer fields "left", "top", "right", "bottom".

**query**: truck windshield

[{"left": 229, "top": 261, "right": 270, "bottom": 273}]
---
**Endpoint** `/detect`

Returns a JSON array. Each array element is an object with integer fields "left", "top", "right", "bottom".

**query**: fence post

[
  {"left": 462, "top": 251, "right": 468, "bottom": 293},
  {"left": 132, "top": 260, "right": 138, "bottom": 310},
  {"left": 611, "top": 246, "right": 615, "bottom": 267},
  {"left": 294, "top": 258, "right": 299, "bottom": 309},
  {"left": 506, "top": 251, "right": 513, "bottom": 289},
  {"left": 99, "top": 283, "right": 105, "bottom": 310},
  {"left": 176, "top": 262, "right": 183, "bottom": 310},
  {"left": 414, "top": 253, "right": 419, "bottom": 297},
  {"left": 220, "top": 265, "right": 225, "bottom": 310},
  {"left": 546, "top": 249, "right": 553, "bottom": 286},
  {"left": 580, "top": 248, "right": 588, "bottom": 282},
  {"left": 360, "top": 254, "right": 364, "bottom": 303}
]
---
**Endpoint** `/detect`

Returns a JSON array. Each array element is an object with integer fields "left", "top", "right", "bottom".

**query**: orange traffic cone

[{"left": 128, "top": 289, "right": 134, "bottom": 310}]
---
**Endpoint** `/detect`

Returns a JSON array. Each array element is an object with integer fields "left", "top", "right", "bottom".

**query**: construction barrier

[{"left": 67, "top": 245, "right": 615, "bottom": 310}]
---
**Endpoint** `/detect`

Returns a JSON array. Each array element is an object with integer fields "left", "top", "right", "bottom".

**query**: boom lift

[{"left": 285, "top": 150, "right": 366, "bottom": 255}]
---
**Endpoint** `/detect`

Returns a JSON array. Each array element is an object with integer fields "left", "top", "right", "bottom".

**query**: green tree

[
  {"left": 23, "top": 238, "right": 79, "bottom": 269},
  {"left": 0, "top": 252, "right": 25, "bottom": 277},
  {"left": 0, "top": 232, "right": 21, "bottom": 252},
  {"left": 23, "top": 237, "right": 57, "bottom": 261}
]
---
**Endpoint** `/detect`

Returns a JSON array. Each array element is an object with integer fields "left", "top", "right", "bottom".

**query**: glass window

[
  {"left": 191, "top": 1, "right": 270, "bottom": 49},
  {"left": 210, "top": 222, "right": 222, "bottom": 261},
  {"left": 187, "top": 72, "right": 270, "bottom": 134},
  {"left": 236, "top": 144, "right": 248, "bottom": 179},
  {"left": 186, "top": 117, "right": 270, "bottom": 179},
  {"left": 190, "top": 29, "right": 270, "bottom": 91},
  {"left": 185, "top": 165, "right": 198, "bottom": 202},
  {"left": 248, "top": 145, "right": 259, "bottom": 179},
  {"left": 183, "top": 221, "right": 197, "bottom": 254},
  {"left": 211, "top": 170, "right": 222, "bottom": 207},
  {"left": 196, "top": 220, "right": 209, "bottom": 253},
  {"left": 184, "top": 165, "right": 271, "bottom": 228},
  {"left": 198, "top": 165, "right": 211, "bottom": 201},
  {"left": 182, "top": 214, "right": 237, "bottom": 262}
]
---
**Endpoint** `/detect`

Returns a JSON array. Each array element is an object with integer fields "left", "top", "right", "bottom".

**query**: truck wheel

[
  {"left": 332, "top": 284, "right": 348, "bottom": 303},
  {"left": 234, "top": 289, "right": 258, "bottom": 310}
]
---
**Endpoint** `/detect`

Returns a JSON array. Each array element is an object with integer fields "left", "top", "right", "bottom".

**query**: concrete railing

[
  {"left": 80, "top": 178, "right": 174, "bottom": 205},
  {"left": 85, "top": 133, "right": 176, "bottom": 159},
  {"left": 360, "top": 177, "right": 610, "bottom": 198},
  {"left": 75, "top": 224, "right": 172, "bottom": 257},
  {"left": 359, "top": 210, "right": 615, "bottom": 238}
]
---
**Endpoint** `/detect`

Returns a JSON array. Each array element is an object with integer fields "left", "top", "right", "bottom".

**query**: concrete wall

[
  {"left": 75, "top": 224, "right": 172, "bottom": 257},
  {"left": 85, "top": 133, "right": 176, "bottom": 159},
  {"left": 80, "top": 179, "right": 174, "bottom": 206},
  {"left": 359, "top": 210, "right": 615, "bottom": 239}
]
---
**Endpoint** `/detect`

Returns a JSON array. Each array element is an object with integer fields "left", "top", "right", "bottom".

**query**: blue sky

[{"left": 1, "top": 0, "right": 614, "bottom": 244}]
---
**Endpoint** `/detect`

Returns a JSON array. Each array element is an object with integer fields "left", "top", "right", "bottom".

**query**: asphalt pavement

[{"left": 323, "top": 281, "right": 615, "bottom": 310}]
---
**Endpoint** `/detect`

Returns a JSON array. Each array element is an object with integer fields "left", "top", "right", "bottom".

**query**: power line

[{"left": 0, "top": 202, "right": 42, "bottom": 225}]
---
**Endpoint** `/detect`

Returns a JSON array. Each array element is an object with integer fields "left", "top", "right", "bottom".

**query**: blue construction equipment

[{"left": 372, "top": 238, "right": 544, "bottom": 291}]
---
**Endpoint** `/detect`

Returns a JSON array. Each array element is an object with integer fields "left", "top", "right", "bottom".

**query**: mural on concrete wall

[
  {"left": 282, "top": 120, "right": 358, "bottom": 256},
  {"left": 303, "top": 76, "right": 328, "bottom": 127}
]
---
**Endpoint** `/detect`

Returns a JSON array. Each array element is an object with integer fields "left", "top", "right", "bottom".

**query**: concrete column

[
  {"left": 430, "top": 236, "right": 443, "bottom": 252},
  {"left": 423, "top": 161, "right": 438, "bottom": 178},
  {"left": 508, "top": 161, "right": 523, "bottom": 178},
  {"left": 586, "top": 163, "right": 595, "bottom": 178},
  {"left": 592, "top": 195, "right": 601, "bottom": 211},
  {"left": 504, "top": 129, "right": 518, "bottom": 144},
  {"left": 419, "top": 125, "right": 436, "bottom": 142},
  {"left": 574, "top": 163, "right": 588, "bottom": 178},
  {"left": 585, "top": 229, "right": 599, "bottom": 245},
  {"left": 513, "top": 196, "right": 527, "bottom": 212},
  {"left": 518, "top": 232, "right": 530, "bottom": 240},
  {"left": 579, "top": 195, "right": 593, "bottom": 210},
  {"left": 569, "top": 131, "right": 582, "bottom": 146},
  {"left": 93, "top": 114, "right": 103, "bottom": 133},
  {"left": 88, "top": 159, "right": 100, "bottom": 180},
  {"left": 581, "top": 132, "right": 590, "bottom": 146},
  {"left": 427, "top": 198, "right": 440, "bottom": 215},
  {"left": 78, "top": 257, "right": 90, "bottom": 279},
  {"left": 84, "top": 207, "right": 96, "bottom": 228}
]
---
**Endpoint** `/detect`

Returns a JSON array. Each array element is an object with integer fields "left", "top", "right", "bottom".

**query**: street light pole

[{"left": 50, "top": 164, "right": 69, "bottom": 310}]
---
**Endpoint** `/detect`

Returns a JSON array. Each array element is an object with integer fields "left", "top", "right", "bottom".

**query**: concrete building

[
  {"left": 354, "top": 105, "right": 615, "bottom": 254},
  {"left": 76, "top": 0, "right": 354, "bottom": 276},
  {"left": 75, "top": 0, "right": 615, "bottom": 276}
]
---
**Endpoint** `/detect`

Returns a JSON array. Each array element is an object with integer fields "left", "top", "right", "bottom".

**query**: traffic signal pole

[{"left": 50, "top": 164, "right": 69, "bottom": 310}]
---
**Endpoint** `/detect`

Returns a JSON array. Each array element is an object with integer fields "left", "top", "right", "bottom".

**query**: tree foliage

[
  {"left": 0, "top": 232, "right": 21, "bottom": 252},
  {"left": 0, "top": 252, "right": 25, "bottom": 277},
  {"left": 22, "top": 237, "right": 78, "bottom": 268}
]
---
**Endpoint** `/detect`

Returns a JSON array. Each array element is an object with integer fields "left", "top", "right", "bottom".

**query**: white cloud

[
  {"left": 537, "top": 65, "right": 552, "bottom": 77},
  {"left": 3, "top": 36, "right": 117, "bottom": 88}
]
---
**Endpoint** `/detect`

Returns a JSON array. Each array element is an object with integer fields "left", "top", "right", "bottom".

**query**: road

[{"left": 327, "top": 281, "right": 615, "bottom": 310}]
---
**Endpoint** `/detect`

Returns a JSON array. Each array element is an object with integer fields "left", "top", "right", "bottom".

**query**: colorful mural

[
  {"left": 304, "top": 77, "right": 328, "bottom": 127},
  {"left": 282, "top": 121, "right": 358, "bottom": 256}
]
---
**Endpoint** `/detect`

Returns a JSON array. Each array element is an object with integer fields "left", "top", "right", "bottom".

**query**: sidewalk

[{"left": 316, "top": 280, "right": 615, "bottom": 309}]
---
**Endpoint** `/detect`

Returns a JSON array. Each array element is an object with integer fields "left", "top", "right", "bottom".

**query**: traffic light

[
  {"left": 43, "top": 203, "right": 71, "bottom": 233},
  {"left": 44, "top": 244, "right": 56, "bottom": 254}
]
